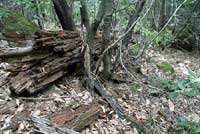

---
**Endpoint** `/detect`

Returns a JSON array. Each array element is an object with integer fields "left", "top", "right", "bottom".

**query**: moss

[{"left": 0, "top": 7, "right": 39, "bottom": 34}]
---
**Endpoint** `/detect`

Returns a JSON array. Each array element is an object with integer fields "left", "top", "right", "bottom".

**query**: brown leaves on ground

[{"left": 0, "top": 48, "right": 200, "bottom": 133}]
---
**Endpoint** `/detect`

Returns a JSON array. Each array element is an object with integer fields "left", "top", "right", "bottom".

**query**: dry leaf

[{"left": 168, "top": 99, "right": 175, "bottom": 112}]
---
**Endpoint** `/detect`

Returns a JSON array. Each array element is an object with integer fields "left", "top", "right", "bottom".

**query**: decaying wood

[
  {"left": 31, "top": 103, "right": 103, "bottom": 133},
  {"left": 1, "top": 30, "right": 145, "bottom": 133},
  {"left": 51, "top": 103, "right": 103, "bottom": 131},
  {"left": 0, "top": 30, "right": 103, "bottom": 95},
  {"left": 32, "top": 114, "right": 79, "bottom": 134},
  {"left": 0, "top": 46, "right": 33, "bottom": 57},
  {"left": 0, "top": 30, "right": 84, "bottom": 95}
]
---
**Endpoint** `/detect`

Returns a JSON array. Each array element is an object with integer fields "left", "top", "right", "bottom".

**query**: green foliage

[
  {"left": 0, "top": 7, "right": 9, "bottom": 19},
  {"left": 127, "top": 6, "right": 136, "bottom": 14},
  {"left": 151, "top": 70, "right": 200, "bottom": 99},
  {"left": 0, "top": 7, "right": 38, "bottom": 34},
  {"left": 157, "top": 62, "right": 175, "bottom": 74},
  {"left": 142, "top": 28, "right": 175, "bottom": 48},
  {"left": 176, "top": 116, "right": 200, "bottom": 134}
]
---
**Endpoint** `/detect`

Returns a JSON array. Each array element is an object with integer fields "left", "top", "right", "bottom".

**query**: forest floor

[{"left": 0, "top": 48, "right": 200, "bottom": 134}]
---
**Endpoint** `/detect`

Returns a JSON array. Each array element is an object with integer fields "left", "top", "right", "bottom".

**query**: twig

[{"left": 20, "top": 96, "right": 68, "bottom": 101}]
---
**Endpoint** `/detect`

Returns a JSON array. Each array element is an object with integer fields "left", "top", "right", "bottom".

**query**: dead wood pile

[{"left": 0, "top": 30, "right": 101, "bottom": 95}]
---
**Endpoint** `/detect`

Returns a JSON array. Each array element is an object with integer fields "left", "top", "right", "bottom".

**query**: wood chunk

[
  {"left": 51, "top": 104, "right": 102, "bottom": 131},
  {"left": 32, "top": 114, "right": 79, "bottom": 134}
]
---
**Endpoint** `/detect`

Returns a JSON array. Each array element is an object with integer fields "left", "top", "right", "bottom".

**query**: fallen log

[
  {"left": 0, "top": 30, "right": 103, "bottom": 95},
  {"left": 0, "top": 30, "right": 85, "bottom": 95}
]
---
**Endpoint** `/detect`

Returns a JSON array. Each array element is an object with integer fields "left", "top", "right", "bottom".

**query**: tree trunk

[
  {"left": 52, "top": 0, "right": 75, "bottom": 31},
  {"left": 33, "top": 0, "right": 44, "bottom": 29},
  {"left": 87, "top": 0, "right": 106, "bottom": 49},
  {"left": 122, "top": 0, "right": 145, "bottom": 47},
  {"left": 102, "top": 0, "right": 114, "bottom": 79},
  {"left": 80, "top": 0, "right": 90, "bottom": 31}
]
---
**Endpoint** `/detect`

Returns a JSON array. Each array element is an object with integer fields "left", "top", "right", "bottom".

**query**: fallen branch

[
  {"left": 86, "top": 75, "right": 146, "bottom": 133},
  {"left": 0, "top": 46, "right": 33, "bottom": 57}
]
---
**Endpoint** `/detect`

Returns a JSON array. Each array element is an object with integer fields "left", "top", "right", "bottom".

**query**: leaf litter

[{"left": 0, "top": 48, "right": 199, "bottom": 134}]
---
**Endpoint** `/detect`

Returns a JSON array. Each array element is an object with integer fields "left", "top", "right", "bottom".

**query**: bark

[
  {"left": 122, "top": 0, "right": 145, "bottom": 47},
  {"left": 52, "top": 0, "right": 75, "bottom": 30},
  {"left": 80, "top": 0, "right": 90, "bottom": 31},
  {"left": 0, "top": 30, "right": 103, "bottom": 95},
  {"left": 0, "top": 46, "right": 33, "bottom": 57},
  {"left": 102, "top": 0, "right": 114, "bottom": 79},
  {"left": 32, "top": 114, "right": 79, "bottom": 134},
  {"left": 1, "top": 30, "right": 83, "bottom": 94},
  {"left": 51, "top": 104, "right": 103, "bottom": 132}
]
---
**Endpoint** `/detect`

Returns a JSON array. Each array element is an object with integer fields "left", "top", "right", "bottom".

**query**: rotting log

[
  {"left": 0, "top": 30, "right": 102, "bottom": 95},
  {"left": 0, "top": 30, "right": 84, "bottom": 95},
  {"left": 51, "top": 103, "right": 103, "bottom": 132},
  {"left": 0, "top": 31, "right": 146, "bottom": 132}
]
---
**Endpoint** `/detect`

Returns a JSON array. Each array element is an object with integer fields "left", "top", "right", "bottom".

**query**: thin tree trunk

[
  {"left": 52, "top": 0, "right": 75, "bottom": 30},
  {"left": 122, "top": 0, "right": 145, "bottom": 47},
  {"left": 34, "top": 0, "right": 44, "bottom": 29},
  {"left": 80, "top": 0, "right": 90, "bottom": 31},
  {"left": 87, "top": 0, "right": 106, "bottom": 49},
  {"left": 159, "top": 0, "right": 166, "bottom": 30},
  {"left": 102, "top": 0, "right": 114, "bottom": 79}
]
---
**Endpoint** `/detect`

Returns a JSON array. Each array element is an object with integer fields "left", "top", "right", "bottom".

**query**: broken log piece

[
  {"left": 51, "top": 104, "right": 103, "bottom": 132},
  {"left": 32, "top": 114, "right": 79, "bottom": 134}
]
